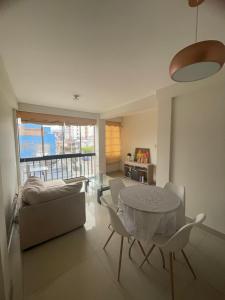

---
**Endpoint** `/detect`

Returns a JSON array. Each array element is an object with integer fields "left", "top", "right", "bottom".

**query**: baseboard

[
  {"left": 7, "top": 194, "right": 18, "bottom": 250},
  {"left": 186, "top": 216, "right": 225, "bottom": 241}
]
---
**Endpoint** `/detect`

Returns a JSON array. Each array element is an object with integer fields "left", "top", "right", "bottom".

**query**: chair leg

[
  {"left": 169, "top": 252, "right": 175, "bottom": 300},
  {"left": 139, "top": 244, "right": 155, "bottom": 268},
  {"left": 103, "top": 230, "right": 115, "bottom": 249},
  {"left": 159, "top": 248, "right": 166, "bottom": 269},
  {"left": 117, "top": 236, "right": 124, "bottom": 281},
  {"left": 128, "top": 239, "right": 136, "bottom": 259},
  {"left": 137, "top": 241, "right": 150, "bottom": 264},
  {"left": 173, "top": 252, "right": 176, "bottom": 260},
  {"left": 181, "top": 249, "right": 197, "bottom": 280},
  {"left": 127, "top": 237, "right": 132, "bottom": 244}
]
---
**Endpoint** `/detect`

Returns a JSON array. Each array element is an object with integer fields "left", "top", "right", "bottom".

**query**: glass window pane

[
  {"left": 43, "top": 125, "right": 63, "bottom": 155},
  {"left": 18, "top": 123, "right": 43, "bottom": 158},
  {"left": 64, "top": 125, "right": 81, "bottom": 154},
  {"left": 72, "top": 125, "right": 82, "bottom": 153},
  {"left": 81, "top": 126, "right": 95, "bottom": 153}
]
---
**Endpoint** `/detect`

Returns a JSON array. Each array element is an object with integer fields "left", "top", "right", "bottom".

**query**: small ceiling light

[
  {"left": 169, "top": 0, "right": 225, "bottom": 82},
  {"left": 73, "top": 94, "right": 80, "bottom": 101}
]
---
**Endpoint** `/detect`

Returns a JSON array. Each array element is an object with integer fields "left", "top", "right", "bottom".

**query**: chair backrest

[
  {"left": 163, "top": 213, "right": 206, "bottom": 252},
  {"left": 101, "top": 196, "right": 129, "bottom": 237},
  {"left": 109, "top": 178, "right": 125, "bottom": 207},
  {"left": 164, "top": 182, "right": 185, "bottom": 229}
]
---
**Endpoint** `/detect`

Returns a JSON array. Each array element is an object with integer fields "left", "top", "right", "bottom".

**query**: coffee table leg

[
  {"left": 97, "top": 189, "right": 102, "bottom": 204},
  {"left": 85, "top": 180, "right": 89, "bottom": 193},
  {"left": 97, "top": 186, "right": 110, "bottom": 204}
]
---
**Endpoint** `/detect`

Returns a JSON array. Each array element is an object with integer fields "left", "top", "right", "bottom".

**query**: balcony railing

[{"left": 20, "top": 153, "right": 96, "bottom": 184}]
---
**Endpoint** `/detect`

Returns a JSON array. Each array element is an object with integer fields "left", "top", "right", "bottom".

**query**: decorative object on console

[
  {"left": 126, "top": 153, "right": 132, "bottom": 162},
  {"left": 134, "top": 148, "right": 150, "bottom": 164},
  {"left": 124, "top": 161, "right": 154, "bottom": 185}
]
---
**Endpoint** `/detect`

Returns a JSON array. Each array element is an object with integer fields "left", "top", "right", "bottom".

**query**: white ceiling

[{"left": 0, "top": 0, "right": 224, "bottom": 113}]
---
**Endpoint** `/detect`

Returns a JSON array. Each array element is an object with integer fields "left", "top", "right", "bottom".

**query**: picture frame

[{"left": 134, "top": 148, "right": 150, "bottom": 164}]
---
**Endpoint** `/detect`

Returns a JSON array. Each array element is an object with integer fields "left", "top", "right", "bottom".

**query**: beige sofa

[{"left": 19, "top": 177, "right": 86, "bottom": 250}]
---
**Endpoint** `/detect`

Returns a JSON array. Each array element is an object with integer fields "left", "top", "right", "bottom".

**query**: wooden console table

[{"left": 124, "top": 161, "right": 154, "bottom": 185}]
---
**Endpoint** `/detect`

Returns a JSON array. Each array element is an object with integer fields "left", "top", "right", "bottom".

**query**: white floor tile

[{"left": 17, "top": 184, "right": 225, "bottom": 300}]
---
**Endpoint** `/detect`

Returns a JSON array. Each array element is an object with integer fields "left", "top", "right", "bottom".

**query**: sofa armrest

[{"left": 19, "top": 192, "right": 85, "bottom": 250}]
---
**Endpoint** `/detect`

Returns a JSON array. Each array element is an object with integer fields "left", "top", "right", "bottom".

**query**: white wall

[
  {"left": 156, "top": 70, "right": 225, "bottom": 234},
  {"left": 0, "top": 57, "right": 18, "bottom": 300},
  {"left": 156, "top": 98, "right": 172, "bottom": 187},
  {"left": 171, "top": 86, "right": 225, "bottom": 234},
  {"left": 121, "top": 109, "right": 158, "bottom": 165},
  {"left": 101, "top": 94, "right": 157, "bottom": 119},
  {"left": 96, "top": 119, "right": 106, "bottom": 174}
]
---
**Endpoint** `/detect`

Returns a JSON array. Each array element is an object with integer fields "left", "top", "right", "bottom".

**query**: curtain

[
  {"left": 105, "top": 122, "right": 121, "bottom": 164},
  {"left": 16, "top": 111, "right": 97, "bottom": 126}
]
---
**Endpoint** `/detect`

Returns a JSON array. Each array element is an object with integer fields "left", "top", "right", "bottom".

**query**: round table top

[{"left": 119, "top": 185, "right": 180, "bottom": 214}]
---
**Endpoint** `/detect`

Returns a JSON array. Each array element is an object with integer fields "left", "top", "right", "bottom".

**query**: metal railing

[{"left": 20, "top": 153, "right": 96, "bottom": 184}]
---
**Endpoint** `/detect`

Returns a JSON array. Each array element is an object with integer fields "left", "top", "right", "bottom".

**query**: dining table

[{"left": 119, "top": 184, "right": 181, "bottom": 242}]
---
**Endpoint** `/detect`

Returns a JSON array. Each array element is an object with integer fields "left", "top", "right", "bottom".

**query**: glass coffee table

[
  {"left": 64, "top": 176, "right": 89, "bottom": 192},
  {"left": 88, "top": 174, "right": 112, "bottom": 204}
]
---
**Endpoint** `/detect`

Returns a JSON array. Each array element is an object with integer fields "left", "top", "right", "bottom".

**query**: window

[
  {"left": 18, "top": 120, "right": 95, "bottom": 158},
  {"left": 43, "top": 125, "right": 64, "bottom": 155},
  {"left": 18, "top": 123, "right": 43, "bottom": 158},
  {"left": 105, "top": 123, "right": 121, "bottom": 164},
  {"left": 81, "top": 125, "right": 95, "bottom": 154},
  {"left": 64, "top": 125, "right": 81, "bottom": 154}
]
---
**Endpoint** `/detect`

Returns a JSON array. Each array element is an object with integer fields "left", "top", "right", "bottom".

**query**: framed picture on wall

[{"left": 134, "top": 148, "right": 150, "bottom": 164}]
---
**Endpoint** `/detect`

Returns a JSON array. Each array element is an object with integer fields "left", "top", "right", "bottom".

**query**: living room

[{"left": 0, "top": 1, "right": 225, "bottom": 300}]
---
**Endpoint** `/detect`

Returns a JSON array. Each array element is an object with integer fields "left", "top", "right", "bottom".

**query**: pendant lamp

[{"left": 169, "top": 0, "right": 225, "bottom": 82}]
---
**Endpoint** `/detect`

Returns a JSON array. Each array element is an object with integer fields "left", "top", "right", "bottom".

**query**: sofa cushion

[
  {"left": 23, "top": 181, "right": 82, "bottom": 205},
  {"left": 24, "top": 176, "right": 45, "bottom": 189},
  {"left": 22, "top": 177, "right": 45, "bottom": 205}
]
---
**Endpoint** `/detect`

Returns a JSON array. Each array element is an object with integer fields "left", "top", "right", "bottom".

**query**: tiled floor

[{"left": 20, "top": 183, "right": 225, "bottom": 300}]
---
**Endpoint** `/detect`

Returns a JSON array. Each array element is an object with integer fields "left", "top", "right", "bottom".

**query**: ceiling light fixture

[
  {"left": 73, "top": 94, "right": 80, "bottom": 101},
  {"left": 169, "top": 0, "right": 225, "bottom": 82}
]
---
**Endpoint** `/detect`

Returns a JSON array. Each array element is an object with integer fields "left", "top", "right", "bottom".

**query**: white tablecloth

[{"left": 119, "top": 185, "right": 181, "bottom": 242}]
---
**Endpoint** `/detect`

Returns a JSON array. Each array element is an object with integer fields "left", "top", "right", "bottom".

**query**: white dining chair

[
  {"left": 109, "top": 178, "right": 125, "bottom": 208},
  {"left": 140, "top": 213, "right": 206, "bottom": 300},
  {"left": 107, "top": 178, "right": 125, "bottom": 230},
  {"left": 164, "top": 182, "right": 185, "bottom": 229},
  {"left": 101, "top": 196, "right": 148, "bottom": 281}
]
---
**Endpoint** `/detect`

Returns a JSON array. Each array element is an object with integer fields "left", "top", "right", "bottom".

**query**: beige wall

[
  {"left": 0, "top": 57, "right": 18, "bottom": 300},
  {"left": 106, "top": 161, "right": 121, "bottom": 173},
  {"left": 121, "top": 109, "right": 158, "bottom": 165}
]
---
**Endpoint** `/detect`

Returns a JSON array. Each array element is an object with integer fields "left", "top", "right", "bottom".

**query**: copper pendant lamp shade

[
  {"left": 170, "top": 40, "right": 225, "bottom": 82},
  {"left": 169, "top": 0, "right": 225, "bottom": 82},
  {"left": 188, "top": 0, "right": 204, "bottom": 7}
]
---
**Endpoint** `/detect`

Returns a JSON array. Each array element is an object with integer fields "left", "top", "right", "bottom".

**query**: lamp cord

[{"left": 195, "top": 1, "right": 199, "bottom": 42}]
